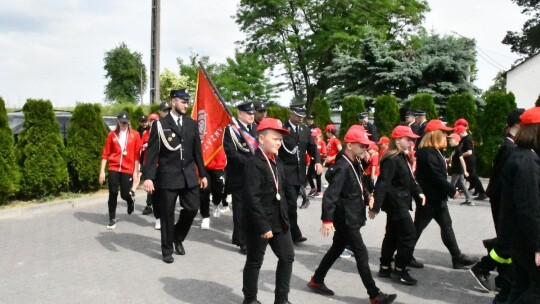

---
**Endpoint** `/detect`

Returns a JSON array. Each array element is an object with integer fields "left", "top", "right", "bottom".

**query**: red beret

[{"left": 520, "top": 107, "right": 540, "bottom": 125}]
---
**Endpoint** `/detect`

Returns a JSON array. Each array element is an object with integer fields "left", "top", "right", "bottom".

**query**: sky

[{"left": 0, "top": 0, "right": 530, "bottom": 109}]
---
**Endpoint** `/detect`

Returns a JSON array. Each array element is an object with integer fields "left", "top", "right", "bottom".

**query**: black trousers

[
  {"left": 199, "top": 169, "right": 225, "bottom": 218},
  {"left": 231, "top": 186, "right": 246, "bottom": 247},
  {"left": 159, "top": 186, "right": 200, "bottom": 258},
  {"left": 284, "top": 184, "right": 303, "bottom": 241},
  {"left": 380, "top": 213, "right": 417, "bottom": 269},
  {"left": 313, "top": 227, "right": 380, "bottom": 298},
  {"left": 144, "top": 190, "right": 161, "bottom": 219},
  {"left": 509, "top": 248, "right": 540, "bottom": 304},
  {"left": 243, "top": 229, "right": 294, "bottom": 303},
  {"left": 414, "top": 201, "right": 461, "bottom": 257},
  {"left": 465, "top": 157, "right": 485, "bottom": 194},
  {"left": 107, "top": 170, "right": 134, "bottom": 220},
  {"left": 307, "top": 161, "right": 322, "bottom": 191}
]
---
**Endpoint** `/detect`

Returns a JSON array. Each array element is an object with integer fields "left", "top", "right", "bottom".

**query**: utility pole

[{"left": 150, "top": 0, "right": 160, "bottom": 104}]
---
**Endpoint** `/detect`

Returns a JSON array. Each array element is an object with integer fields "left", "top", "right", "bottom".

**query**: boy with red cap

[
  {"left": 372, "top": 126, "right": 425, "bottom": 285},
  {"left": 308, "top": 128, "right": 326, "bottom": 198},
  {"left": 377, "top": 136, "right": 390, "bottom": 159},
  {"left": 307, "top": 126, "right": 397, "bottom": 304},
  {"left": 447, "top": 132, "right": 474, "bottom": 206},
  {"left": 454, "top": 122, "right": 487, "bottom": 200},
  {"left": 365, "top": 144, "right": 380, "bottom": 184},
  {"left": 242, "top": 118, "right": 294, "bottom": 304}
]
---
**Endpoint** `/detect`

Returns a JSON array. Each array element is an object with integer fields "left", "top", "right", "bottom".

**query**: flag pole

[{"left": 197, "top": 61, "right": 236, "bottom": 122}]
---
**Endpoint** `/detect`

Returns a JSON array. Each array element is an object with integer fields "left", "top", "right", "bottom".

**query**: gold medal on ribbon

[
  {"left": 168, "top": 137, "right": 172, "bottom": 142},
  {"left": 172, "top": 134, "right": 176, "bottom": 138},
  {"left": 276, "top": 193, "right": 281, "bottom": 201}
]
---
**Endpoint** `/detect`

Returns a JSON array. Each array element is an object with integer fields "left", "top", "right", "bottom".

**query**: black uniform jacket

[
  {"left": 243, "top": 149, "right": 289, "bottom": 235},
  {"left": 223, "top": 122, "right": 257, "bottom": 188},
  {"left": 373, "top": 152, "right": 423, "bottom": 219},
  {"left": 415, "top": 147, "right": 455, "bottom": 205},
  {"left": 499, "top": 147, "right": 540, "bottom": 252},
  {"left": 486, "top": 137, "right": 516, "bottom": 201},
  {"left": 278, "top": 120, "right": 320, "bottom": 186},
  {"left": 322, "top": 154, "right": 369, "bottom": 230},
  {"left": 144, "top": 113, "right": 207, "bottom": 189}
]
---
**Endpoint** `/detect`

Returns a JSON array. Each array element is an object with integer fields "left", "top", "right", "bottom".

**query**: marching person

[
  {"left": 377, "top": 136, "right": 390, "bottom": 159},
  {"left": 140, "top": 113, "right": 161, "bottom": 229},
  {"left": 137, "top": 115, "right": 149, "bottom": 138},
  {"left": 279, "top": 104, "right": 322, "bottom": 243},
  {"left": 469, "top": 108, "right": 524, "bottom": 298},
  {"left": 412, "top": 119, "right": 477, "bottom": 269},
  {"left": 365, "top": 144, "right": 380, "bottom": 185},
  {"left": 447, "top": 131, "right": 474, "bottom": 206},
  {"left": 324, "top": 124, "right": 341, "bottom": 167},
  {"left": 372, "top": 126, "right": 424, "bottom": 286},
  {"left": 254, "top": 102, "right": 268, "bottom": 125},
  {"left": 307, "top": 126, "right": 396, "bottom": 304},
  {"left": 358, "top": 112, "right": 379, "bottom": 142},
  {"left": 454, "top": 119, "right": 487, "bottom": 200},
  {"left": 404, "top": 111, "right": 418, "bottom": 134},
  {"left": 199, "top": 149, "right": 227, "bottom": 229},
  {"left": 499, "top": 106, "right": 540, "bottom": 303},
  {"left": 223, "top": 101, "right": 258, "bottom": 254},
  {"left": 414, "top": 110, "right": 427, "bottom": 139},
  {"left": 242, "top": 118, "right": 294, "bottom": 304},
  {"left": 99, "top": 111, "right": 142, "bottom": 230},
  {"left": 308, "top": 127, "right": 326, "bottom": 198},
  {"left": 306, "top": 114, "right": 317, "bottom": 132},
  {"left": 159, "top": 101, "right": 171, "bottom": 117},
  {"left": 143, "top": 89, "right": 208, "bottom": 264}
]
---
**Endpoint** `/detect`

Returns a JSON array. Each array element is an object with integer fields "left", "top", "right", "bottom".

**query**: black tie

[
  {"left": 247, "top": 124, "right": 252, "bottom": 134},
  {"left": 177, "top": 117, "right": 182, "bottom": 131}
]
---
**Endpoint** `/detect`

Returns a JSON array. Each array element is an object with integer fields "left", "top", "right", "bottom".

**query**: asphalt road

[{"left": 0, "top": 187, "right": 496, "bottom": 304}]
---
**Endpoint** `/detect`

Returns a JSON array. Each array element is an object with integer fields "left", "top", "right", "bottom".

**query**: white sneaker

[
  {"left": 221, "top": 206, "right": 231, "bottom": 213},
  {"left": 213, "top": 204, "right": 222, "bottom": 218},
  {"left": 339, "top": 249, "right": 352, "bottom": 258},
  {"left": 107, "top": 219, "right": 116, "bottom": 230},
  {"left": 201, "top": 217, "right": 210, "bottom": 230},
  {"left": 225, "top": 194, "right": 232, "bottom": 204},
  {"left": 155, "top": 218, "right": 161, "bottom": 230}
]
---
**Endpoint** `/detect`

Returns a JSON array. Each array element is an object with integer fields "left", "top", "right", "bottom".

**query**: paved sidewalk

[{"left": 0, "top": 186, "right": 495, "bottom": 303}]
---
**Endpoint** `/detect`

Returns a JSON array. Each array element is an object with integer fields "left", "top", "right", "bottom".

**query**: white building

[{"left": 506, "top": 52, "right": 540, "bottom": 109}]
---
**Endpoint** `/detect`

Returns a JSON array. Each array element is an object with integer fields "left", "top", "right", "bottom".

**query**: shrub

[
  {"left": 0, "top": 96, "right": 19, "bottom": 203},
  {"left": 446, "top": 93, "right": 477, "bottom": 133},
  {"left": 476, "top": 92, "right": 516, "bottom": 177},
  {"left": 267, "top": 105, "right": 289, "bottom": 123},
  {"left": 374, "top": 95, "right": 400, "bottom": 137},
  {"left": 340, "top": 95, "right": 366, "bottom": 138},
  {"left": 536, "top": 94, "right": 540, "bottom": 107},
  {"left": 67, "top": 103, "right": 108, "bottom": 192},
  {"left": 16, "top": 99, "right": 69, "bottom": 199},
  {"left": 410, "top": 93, "right": 438, "bottom": 120},
  {"left": 311, "top": 97, "right": 333, "bottom": 129}
]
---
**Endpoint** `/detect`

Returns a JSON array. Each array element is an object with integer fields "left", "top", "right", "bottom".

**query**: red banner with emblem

[{"left": 192, "top": 69, "right": 233, "bottom": 165}]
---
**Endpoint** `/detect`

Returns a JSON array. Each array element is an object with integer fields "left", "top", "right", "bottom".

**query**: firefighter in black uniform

[
  {"left": 404, "top": 111, "right": 419, "bottom": 134},
  {"left": 372, "top": 126, "right": 425, "bottom": 286},
  {"left": 143, "top": 89, "right": 208, "bottom": 264},
  {"left": 223, "top": 102, "right": 258, "bottom": 254},
  {"left": 242, "top": 118, "right": 294, "bottom": 304},
  {"left": 358, "top": 112, "right": 380, "bottom": 143},
  {"left": 469, "top": 108, "right": 525, "bottom": 297},
  {"left": 254, "top": 102, "right": 267, "bottom": 125},
  {"left": 307, "top": 126, "right": 397, "bottom": 304},
  {"left": 279, "top": 104, "right": 322, "bottom": 244},
  {"left": 499, "top": 106, "right": 540, "bottom": 303}
]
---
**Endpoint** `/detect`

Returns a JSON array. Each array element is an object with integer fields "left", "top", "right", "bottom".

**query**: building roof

[{"left": 506, "top": 51, "right": 540, "bottom": 75}]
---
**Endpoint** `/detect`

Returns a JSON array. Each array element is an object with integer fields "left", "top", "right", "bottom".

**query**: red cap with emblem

[
  {"left": 325, "top": 124, "right": 336, "bottom": 132},
  {"left": 519, "top": 106, "right": 540, "bottom": 125},
  {"left": 256, "top": 118, "right": 290, "bottom": 135},
  {"left": 425, "top": 119, "right": 453, "bottom": 133},
  {"left": 454, "top": 125, "right": 467, "bottom": 134},
  {"left": 391, "top": 126, "right": 420, "bottom": 139},
  {"left": 311, "top": 127, "right": 322, "bottom": 137},
  {"left": 344, "top": 127, "right": 374, "bottom": 145},
  {"left": 454, "top": 118, "right": 468, "bottom": 128}
]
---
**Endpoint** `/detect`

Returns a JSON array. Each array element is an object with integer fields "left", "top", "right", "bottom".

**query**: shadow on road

[
  {"left": 161, "top": 277, "right": 243, "bottom": 304},
  {"left": 95, "top": 232, "right": 162, "bottom": 260}
]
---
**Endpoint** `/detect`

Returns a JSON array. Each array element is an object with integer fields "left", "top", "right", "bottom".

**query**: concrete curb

[{"left": 0, "top": 189, "right": 147, "bottom": 221}]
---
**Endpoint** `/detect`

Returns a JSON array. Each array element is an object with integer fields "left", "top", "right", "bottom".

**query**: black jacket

[
  {"left": 144, "top": 114, "right": 207, "bottom": 189},
  {"left": 486, "top": 137, "right": 516, "bottom": 201},
  {"left": 223, "top": 122, "right": 257, "bottom": 188},
  {"left": 365, "top": 122, "right": 379, "bottom": 143},
  {"left": 415, "top": 147, "right": 455, "bottom": 205},
  {"left": 322, "top": 154, "right": 369, "bottom": 230},
  {"left": 460, "top": 134, "right": 477, "bottom": 168},
  {"left": 243, "top": 149, "right": 289, "bottom": 235},
  {"left": 373, "top": 153, "right": 423, "bottom": 219},
  {"left": 499, "top": 147, "right": 540, "bottom": 251},
  {"left": 278, "top": 121, "right": 321, "bottom": 186}
]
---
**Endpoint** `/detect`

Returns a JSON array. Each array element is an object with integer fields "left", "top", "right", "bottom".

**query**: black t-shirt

[{"left": 451, "top": 146, "right": 464, "bottom": 174}]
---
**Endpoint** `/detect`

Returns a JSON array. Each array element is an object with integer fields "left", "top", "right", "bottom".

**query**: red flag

[{"left": 192, "top": 69, "right": 233, "bottom": 165}]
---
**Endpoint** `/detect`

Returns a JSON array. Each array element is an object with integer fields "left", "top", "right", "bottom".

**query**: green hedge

[
  {"left": 410, "top": 93, "right": 438, "bottom": 120},
  {"left": 311, "top": 97, "right": 332, "bottom": 129},
  {"left": 476, "top": 92, "right": 516, "bottom": 177},
  {"left": 67, "top": 103, "right": 108, "bottom": 192},
  {"left": 0, "top": 96, "right": 19, "bottom": 203},
  {"left": 16, "top": 99, "right": 69, "bottom": 199},
  {"left": 340, "top": 95, "right": 366, "bottom": 138},
  {"left": 446, "top": 93, "right": 477, "bottom": 133},
  {"left": 267, "top": 105, "right": 289, "bottom": 123},
  {"left": 374, "top": 95, "right": 400, "bottom": 137}
]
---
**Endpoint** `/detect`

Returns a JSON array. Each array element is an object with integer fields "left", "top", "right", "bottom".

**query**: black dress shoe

[
  {"left": 240, "top": 245, "right": 248, "bottom": 255},
  {"left": 408, "top": 258, "right": 424, "bottom": 268},
  {"left": 127, "top": 202, "right": 134, "bottom": 215},
  {"left": 142, "top": 206, "right": 153, "bottom": 215},
  {"left": 293, "top": 237, "right": 307, "bottom": 245},
  {"left": 307, "top": 278, "right": 334, "bottom": 296},
  {"left": 163, "top": 256, "right": 174, "bottom": 263},
  {"left": 299, "top": 200, "right": 310, "bottom": 209},
  {"left": 242, "top": 299, "right": 261, "bottom": 304},
  {"left": 174, "top": 241, "right": 185, "bottom": 255}
]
